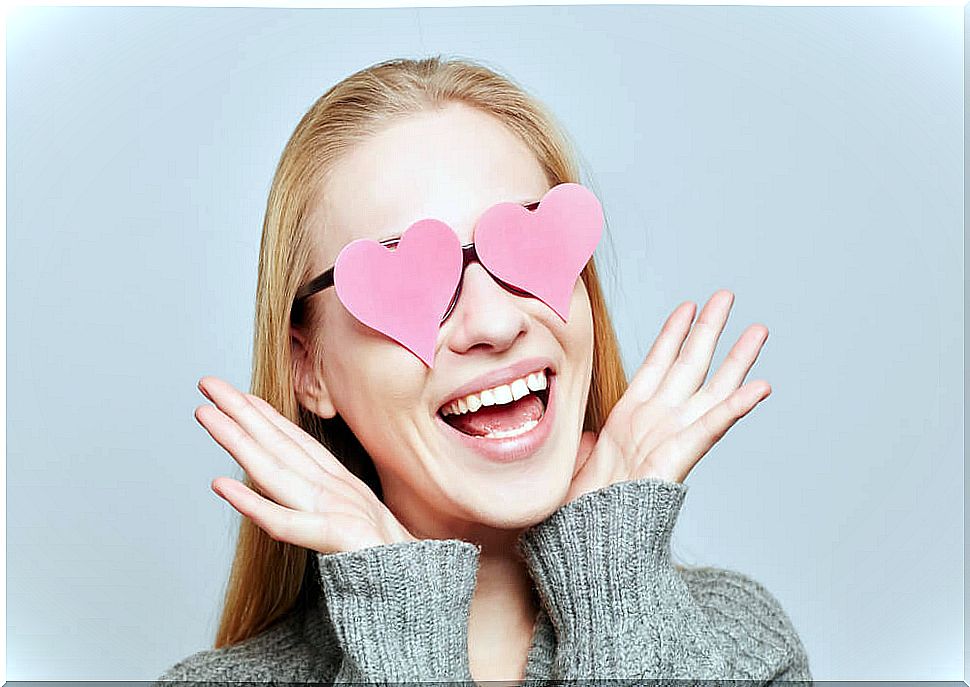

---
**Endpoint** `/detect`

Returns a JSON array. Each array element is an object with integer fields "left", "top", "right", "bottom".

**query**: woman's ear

[{"left": 290, "top": 325, "right": 338, "bottom": 419}]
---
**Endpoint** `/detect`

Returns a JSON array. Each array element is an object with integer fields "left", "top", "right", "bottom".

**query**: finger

[
  {"left": 199, "top": 376, "right": 325, "bottom": 487},
  {"left": 704, "top": 324, "right": 769, "bottom": 401},
  {"left": 641, "top": 381, "right": 770, "bottom": 483},
  {"left": 626, "top": 301, "right": 697, "bottom": 404},
  {"left": 211, "top": 477, "right": 344, "bottom": 553},
  {"left": 659, "top": 290, "right": 734, "bottom": 401},
  {"left": 196, "top": 403, "right": 338, "bottom": 513},
  {"left": 243, "top": 392, "right": 365, "bottom": 497}
]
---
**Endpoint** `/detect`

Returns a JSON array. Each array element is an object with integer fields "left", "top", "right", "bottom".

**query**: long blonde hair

[{"left": 214, "top": 55, "right": 630, "bottom": 648}]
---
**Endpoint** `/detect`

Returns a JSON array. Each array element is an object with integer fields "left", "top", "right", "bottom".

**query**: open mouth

[{"left": 437, "top": 368, "right": 553, "bottom": 439}]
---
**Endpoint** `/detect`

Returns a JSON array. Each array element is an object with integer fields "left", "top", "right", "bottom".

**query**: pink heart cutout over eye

[
  {"left": 476, "top": 182, "right": 603, "bottom": 322},
  {"left": 333, "top": 219, "right": 462, "bottom": 368},
  {"left": 331, "top": 183, "right": 604, "bottom": 368}
]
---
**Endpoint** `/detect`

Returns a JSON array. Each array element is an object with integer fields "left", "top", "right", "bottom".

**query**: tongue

[{"left": 445, "top": 395, "right": 544, "bottom": 437}]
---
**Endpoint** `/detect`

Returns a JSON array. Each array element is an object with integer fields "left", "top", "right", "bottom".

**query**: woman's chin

[
  {"left": 444, "top": 444, "right": 582, "bottom": 530},
  {"left": 457, "top": 477, "right": 572, "bottom": 530}
]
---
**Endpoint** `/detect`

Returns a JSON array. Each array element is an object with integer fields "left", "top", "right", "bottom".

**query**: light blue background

[{"left": 6, "top": 5, "right": 964, "bottom": 681}]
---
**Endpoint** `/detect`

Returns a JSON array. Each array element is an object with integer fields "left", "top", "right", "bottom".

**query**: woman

[{"left": 156, "top": 56, "right": 812, "bottom": 683}]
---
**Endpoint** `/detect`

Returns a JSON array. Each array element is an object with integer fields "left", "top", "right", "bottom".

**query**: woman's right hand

[{"left": 195, "top": 376, "right": 417, "bottom": 554}]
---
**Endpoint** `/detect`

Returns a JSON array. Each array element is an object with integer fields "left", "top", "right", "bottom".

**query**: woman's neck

[
  {"left": 466, "top": 532, "right": 541, "bottom": 683},
  {"left": 381, "top": 490, "right": 542, "bottom": 680}
]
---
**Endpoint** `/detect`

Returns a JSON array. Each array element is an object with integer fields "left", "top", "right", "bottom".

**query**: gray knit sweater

[{"left": 156, "top": 478, "right": 812, "bottom": 683}]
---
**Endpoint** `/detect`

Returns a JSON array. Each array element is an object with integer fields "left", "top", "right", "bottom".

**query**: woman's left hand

[{"left": 565, "top": 289, "right": 772, "bottom": 504}]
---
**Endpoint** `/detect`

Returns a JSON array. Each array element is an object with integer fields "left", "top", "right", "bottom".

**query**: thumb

[{"left": 572, "top": 430, "right": 598, "bottom": 478}]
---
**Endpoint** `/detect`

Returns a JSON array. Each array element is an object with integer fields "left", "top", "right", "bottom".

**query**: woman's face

[{"left": 294, "top": 102, "right": 594, "bottom": 541}]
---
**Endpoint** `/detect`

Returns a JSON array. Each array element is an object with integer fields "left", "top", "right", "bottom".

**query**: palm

[
  {"left": 195, "top": 376, "right": 417, "bottom": 554},
  {"left": 566, "top": 290, "right": 772, "bottom": 504}
]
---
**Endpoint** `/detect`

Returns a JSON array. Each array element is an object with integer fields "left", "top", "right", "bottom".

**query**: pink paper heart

[
  {"left": 333, "top": 219, "right": 462, "bottom": 368},
  {"left": 475, "top": 182, "right": 604, "bottom": 322}
]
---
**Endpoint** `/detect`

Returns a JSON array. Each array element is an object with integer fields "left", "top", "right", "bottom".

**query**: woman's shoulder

[
  {"left": 676, "top": 562, "right": 793, "bottom": 606},
  {"left": 674, "top": 563, "right": 812, "bottom": 675},
  {"left": 153, "top": 608, "right": 332, "bottom": 683}
]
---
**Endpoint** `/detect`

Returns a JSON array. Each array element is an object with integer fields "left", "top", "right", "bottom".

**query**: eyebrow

[{"left": 376, "top": 199, "right": 542, "bottom": 244}]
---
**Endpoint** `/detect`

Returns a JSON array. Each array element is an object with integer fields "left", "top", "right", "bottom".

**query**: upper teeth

[{"left": 441, "top": 369, "right": 548, "bottom": 416}]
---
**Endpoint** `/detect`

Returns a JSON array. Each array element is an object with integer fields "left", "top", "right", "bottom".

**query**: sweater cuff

[
  {"left": 516, "top": 478, "right": 688, "bottom": 638},
  {"left": 316, "top": 539, "right": 480, "bottom": 681}
]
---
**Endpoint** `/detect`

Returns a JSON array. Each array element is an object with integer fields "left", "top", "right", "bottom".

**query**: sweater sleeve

[
  {"left": 516, "top": 477, "right": 812, "bottom": 682},
  {"left": 313, "top": 537, "right": 480, "bottom": 683}
]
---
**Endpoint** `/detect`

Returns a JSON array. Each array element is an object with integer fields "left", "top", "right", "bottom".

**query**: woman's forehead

[
  {"left": 310, "top": 106, "right": 550, "bottom": 262},
  {"left": 313, "top": 177, "right": 549, "bottom": 266}
]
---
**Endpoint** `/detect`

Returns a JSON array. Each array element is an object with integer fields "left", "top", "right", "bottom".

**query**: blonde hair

[{"left": 214, "top": 55, "right": 631, "bottom": 648}]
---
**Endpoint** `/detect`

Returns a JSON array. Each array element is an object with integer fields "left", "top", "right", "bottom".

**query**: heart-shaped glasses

[{"left": 292, "top": 182, "right": 604, "bottom": 367}]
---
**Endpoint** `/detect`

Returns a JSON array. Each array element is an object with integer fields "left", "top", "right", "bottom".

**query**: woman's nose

[{"left": 442, "top": 261, "right": 529, "bottom": 355}]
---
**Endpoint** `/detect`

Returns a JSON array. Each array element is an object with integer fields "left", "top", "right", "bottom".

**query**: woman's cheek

[{"left": 569, "top": 281, "right": 595, "bottom": 348}]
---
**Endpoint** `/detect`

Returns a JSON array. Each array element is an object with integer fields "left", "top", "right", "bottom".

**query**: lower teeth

[{"left": 482, "top": 419, "right": 539, "bottom": 439}]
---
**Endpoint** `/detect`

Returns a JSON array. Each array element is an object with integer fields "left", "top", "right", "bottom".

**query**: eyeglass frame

[{"left": 291, "top": 200, "right": 541, "bottom": 323}]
